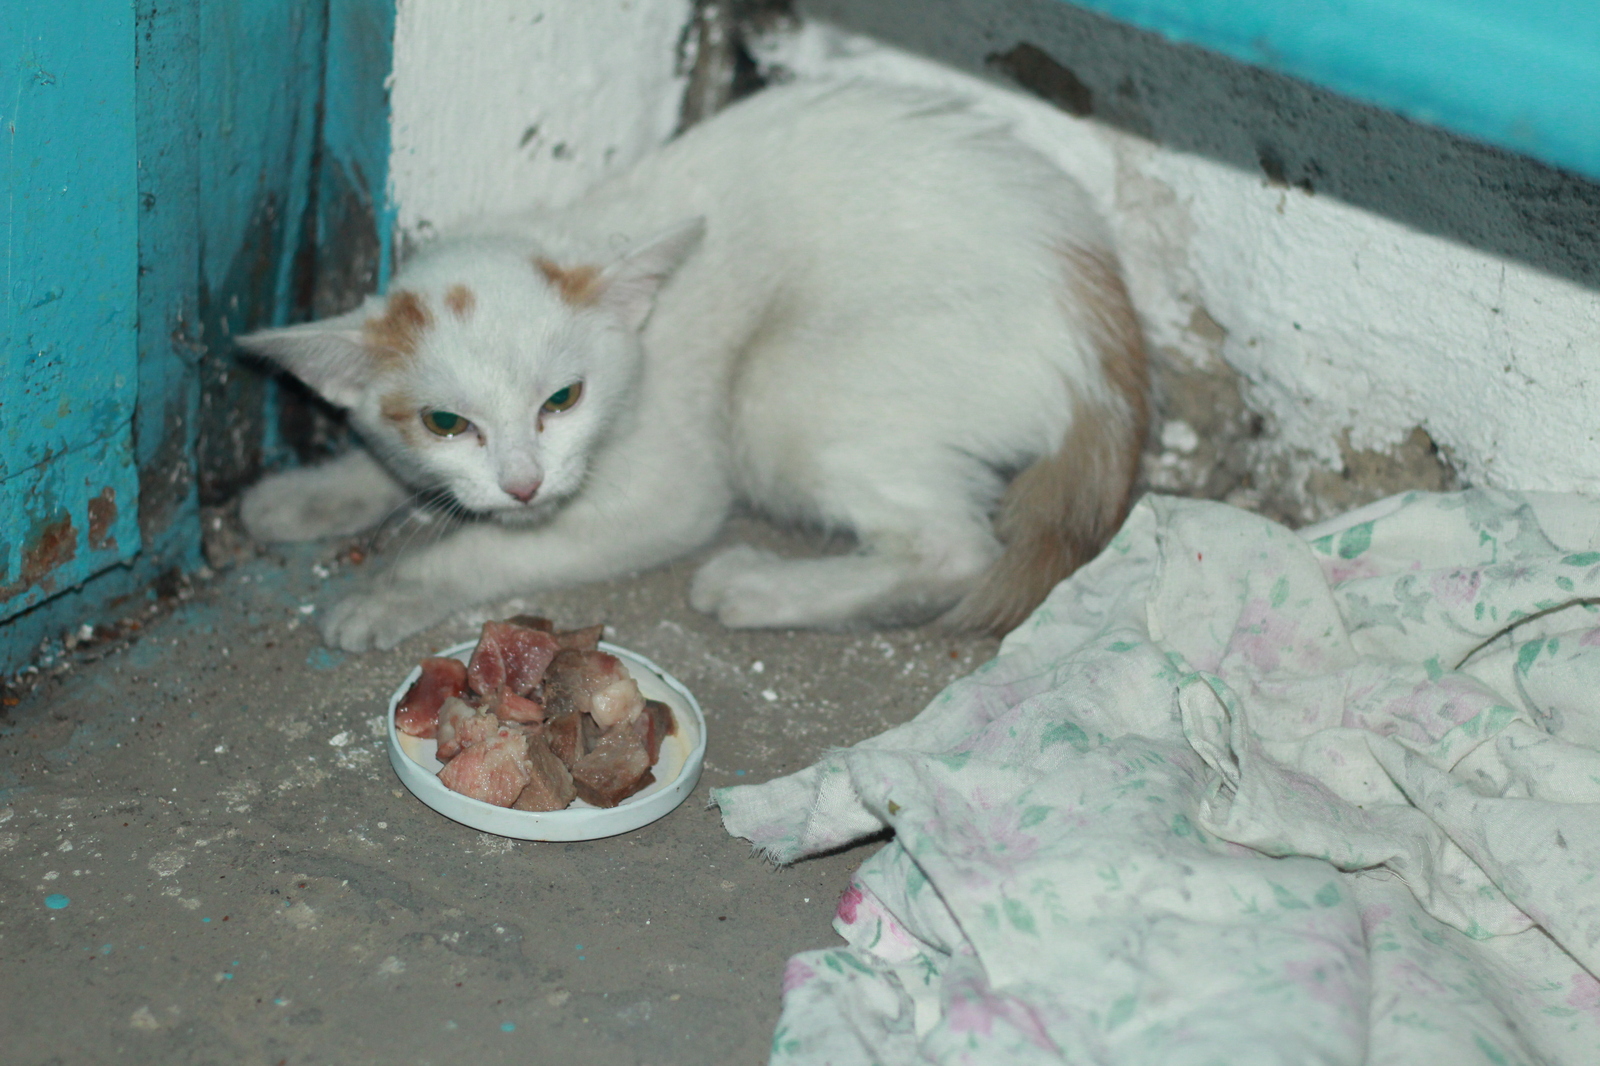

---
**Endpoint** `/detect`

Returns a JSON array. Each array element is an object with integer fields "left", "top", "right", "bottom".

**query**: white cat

[{"left": 239, "top": 80, "right": 1148, "bottom": 651}]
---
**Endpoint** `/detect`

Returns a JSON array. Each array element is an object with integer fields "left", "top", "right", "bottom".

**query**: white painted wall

[
  {"left": 388, "top": 5, "right": 1600, "bottom": 514},
  {"left": 389, "top": 0, "right": 692, "bottom": 238}
]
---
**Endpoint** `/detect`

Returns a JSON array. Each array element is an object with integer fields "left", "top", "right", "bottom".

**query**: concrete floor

[{"left": 0, "top": 518, "right": 997, "bottom": 1065}]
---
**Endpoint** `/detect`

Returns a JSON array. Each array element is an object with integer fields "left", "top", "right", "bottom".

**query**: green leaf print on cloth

[{"left": 716, "top": 489, "right": 1600, "bottom": 1066}]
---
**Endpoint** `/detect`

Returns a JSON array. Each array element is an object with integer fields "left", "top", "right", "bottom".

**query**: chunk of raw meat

[
  {"left": 395, "top": 657, "right": 469, "bottom": 738},
  {"left": 466, "top": 620, "right": 560, "bottom": 697},
  {"left": 489, "top": 690, "right": 545, "bottom": 725},
  {"left": 505, "top": 616, "right": 604, "bottom": 651},
  {"left": 400, "top": 618, "right": 668, "bottom": 814},
  {"left": 435, "top": 697, "right": 501, "bottom": 761},
  {"left": 571, "top": 723, "right": 655, "bottom": 808},
  {"left": 437, "top": 726, "right": 533, "bottom": 806},
  {"left": 544, "top": 711, "right": 601, "bottom": 768},
  {"left": 541, "top": 649, "right": 595, "bottom": 716},
  {"left": 512, "top": 733, "right": 578, "bottom": 811},
  {"left": 554, "top": 624, "right": 604, "bottom": 651},
  {"left": 589, "top": 676, "right": 643, "bottom": 730},
  {"left": 543, "top": 649, "right": 644, "bottom": 730},
  {"left": 632, "top": 700, "right": 677, "bottom": 764}
]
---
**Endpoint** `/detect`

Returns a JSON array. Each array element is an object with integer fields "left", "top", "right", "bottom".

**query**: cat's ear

[
  {"left": 235, "top": 302, "right": 380, "bottom": 409},
  {"left": 596, "top": 217, "right": 707, "bottom": 330}
]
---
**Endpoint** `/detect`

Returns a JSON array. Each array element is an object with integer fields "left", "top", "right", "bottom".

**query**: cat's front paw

[
  {"left": 320, "top": 583, "right": 455, "bottom": 652},
  {"left": 240, "top": 472, "right": 323, "bottom": 544},
  {"left": 240, "top": 454, "right": 406, "bottom": 544}
]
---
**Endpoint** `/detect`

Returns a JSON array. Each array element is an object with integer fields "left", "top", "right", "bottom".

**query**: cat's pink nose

[{"left": 503, "top": 480, "right": 541, "bottom": 503}]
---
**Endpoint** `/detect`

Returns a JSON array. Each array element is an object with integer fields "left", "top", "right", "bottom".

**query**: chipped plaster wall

[{"left": 388, "top": 0, "right": 693, "bottom": 243}]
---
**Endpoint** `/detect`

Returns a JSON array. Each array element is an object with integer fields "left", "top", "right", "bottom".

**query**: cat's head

[{"left": 238, "top": 219, "right": 704, "bottom": 519}]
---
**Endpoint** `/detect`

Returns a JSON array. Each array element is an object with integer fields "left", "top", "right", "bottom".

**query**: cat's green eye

[
  {"left": 541, "top": 382, "right": 583, "bottom": 414},
  {"left": 421, "top": 409, "right": 471, "bottom": 437}
]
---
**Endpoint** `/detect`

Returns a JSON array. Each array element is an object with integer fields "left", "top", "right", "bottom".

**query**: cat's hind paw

[
  {"left": 690, "top": 544, "right": 817, "bottom": 628},
  {"left": 320, "top": 583, "right": 454, "bottom": 652},
  {"left": 693, "top": 538, "right": 980, "bottom": 629}
]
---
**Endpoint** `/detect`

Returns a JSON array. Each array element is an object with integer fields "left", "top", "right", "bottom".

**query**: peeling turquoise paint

[
  {"left": 307, "top": 647, "right": 346, "bottom": 671},
  {"left": 0, "top": 434, "right": 141, "bottom": 612},
  {"left": 1, "top": 1, "right": 143, "bottom": 621},
  {"left": 1, "top": 0, "right": 396, "bottom": 668}
]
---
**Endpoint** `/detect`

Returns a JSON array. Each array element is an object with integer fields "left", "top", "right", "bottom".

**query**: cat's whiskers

[
  {"left": 363, "top": 486, "right": 442, "bottom": 555},
  {"left": 366, "top": 485, "right": 470, "bottom": 585},
  {"left": 403, "top": 492, "right": 470, "bottom": 556}
]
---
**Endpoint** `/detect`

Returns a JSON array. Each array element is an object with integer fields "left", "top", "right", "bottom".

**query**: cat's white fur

[{"left": 240, "top": 80, "right": 1147, "bottom": 651}]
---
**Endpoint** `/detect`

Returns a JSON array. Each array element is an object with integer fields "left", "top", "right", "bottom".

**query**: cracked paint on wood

[
  {"left": 3, "top": 0, "right": 396, "bottom": 663},
  {"left": 2, "top": 0, "right": 143, "bottom": 620}
]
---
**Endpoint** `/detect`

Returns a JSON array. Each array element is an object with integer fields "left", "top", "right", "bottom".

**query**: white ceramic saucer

[{"left": 385, "top": 640, "right": 706, "bottom": 841}]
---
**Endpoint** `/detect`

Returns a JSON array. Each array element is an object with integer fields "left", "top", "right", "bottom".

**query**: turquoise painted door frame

[
  {"left": 0, "top": 0, "right": 394, "bottom": 669},
  {"left": 1060, "top": 0, "right": 1600, "bottom": 185},
  {"left": 2, "top": 2, "right": 143, "bottom": 620}
]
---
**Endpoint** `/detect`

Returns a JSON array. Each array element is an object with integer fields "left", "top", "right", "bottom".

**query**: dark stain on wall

[
  {"left": 195, "top": 193, "right": 298, "bottom": 507},
  {"left": 86, "top": 489, "right": 119, "bottom": 552},
  {"left": 0, "top": 515, "right": 78, "bottom": 603},
  {"left": 986, "top": 42, "right": 1093, "bottom": 117},
  {"left": 1256, "top": 142, "right": 1317, "bottom": 194},
  {"left": 275, "top": 152, "right": 374, "bottom": 465},
  {"left": 678, "top": 0, "right": 790, "bottom": 131},
  {"left": 311, "top": 157, "right": 380, "bottom": 318},
  {"left": 136, "top": 392, "right": 197, "bottom": 545}
]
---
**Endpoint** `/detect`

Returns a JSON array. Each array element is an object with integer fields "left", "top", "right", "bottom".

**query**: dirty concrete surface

[{"left": 0, "top": 517, "right": 998, "bottom": 1065}]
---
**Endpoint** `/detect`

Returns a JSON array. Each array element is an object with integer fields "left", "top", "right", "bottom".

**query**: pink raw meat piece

[
  {"left": 571, "top": 723, "right": 654, "bottom": 808},
  {"left": 633, "top": 700, "right": 676, "bottom": 764},
  {"left": 545, "top": 711, "right": 600, "bottom": 768},
  {"left": 512, "top": 733, "right": 578, "bottom": 811},
  {"left": 544, "top": 649, "right": 644, "bottom": 730},
  {"left": 504, "top": 616, "right": 604, "bottom": 651},
  {"left": 435, "top": 697, "right": 501, "bottom": 761},
  {"left": 554, "top": 624, "right": 604, "bottom": 651},
  {"left": 437, "top": 725, "right": 533, "bottom": 807},
  {"left": 541, "top": 649, "right": 590, "bottom": 716},
  {"left": 395, "top": 657, "right": 469, "bottom": 738},
  {"left": 490, "top": 690, "right": 545, "bottom": 725},
  {"left": 467, "top": 620, "right": 560, "bottom": 697}
]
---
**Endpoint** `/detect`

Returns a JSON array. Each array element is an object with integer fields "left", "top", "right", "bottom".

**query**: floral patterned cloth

[{"left": 714, "top": 490, "right": 1600, "bottom": 1065}]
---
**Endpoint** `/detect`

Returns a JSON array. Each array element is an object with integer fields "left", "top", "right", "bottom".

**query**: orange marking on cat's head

[
  {"left": 364, "top": 290, "right": 433, "bottom": 365},
  {"left": 444, "top": 285, "right": 476, "bottom": 319},
  {"left": 380, "top": 390, "right": 424, "bottom": 443},
  {"left": 535, "top": 258, "right": 604, "bottom": 307}
]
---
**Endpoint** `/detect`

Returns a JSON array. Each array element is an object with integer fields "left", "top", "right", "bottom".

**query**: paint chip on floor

[{"left": 307, "top": 648, "right": 344, "bottom": 670}]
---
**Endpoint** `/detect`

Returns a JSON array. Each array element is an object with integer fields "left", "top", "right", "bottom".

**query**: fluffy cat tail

[{"left": 943, "top": 245, "right": 1149, "bottom": 636}]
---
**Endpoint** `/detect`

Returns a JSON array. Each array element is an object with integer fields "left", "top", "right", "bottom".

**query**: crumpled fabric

[{"left": 714, "top": 490, "right": 1600, "bottom": 1065}]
